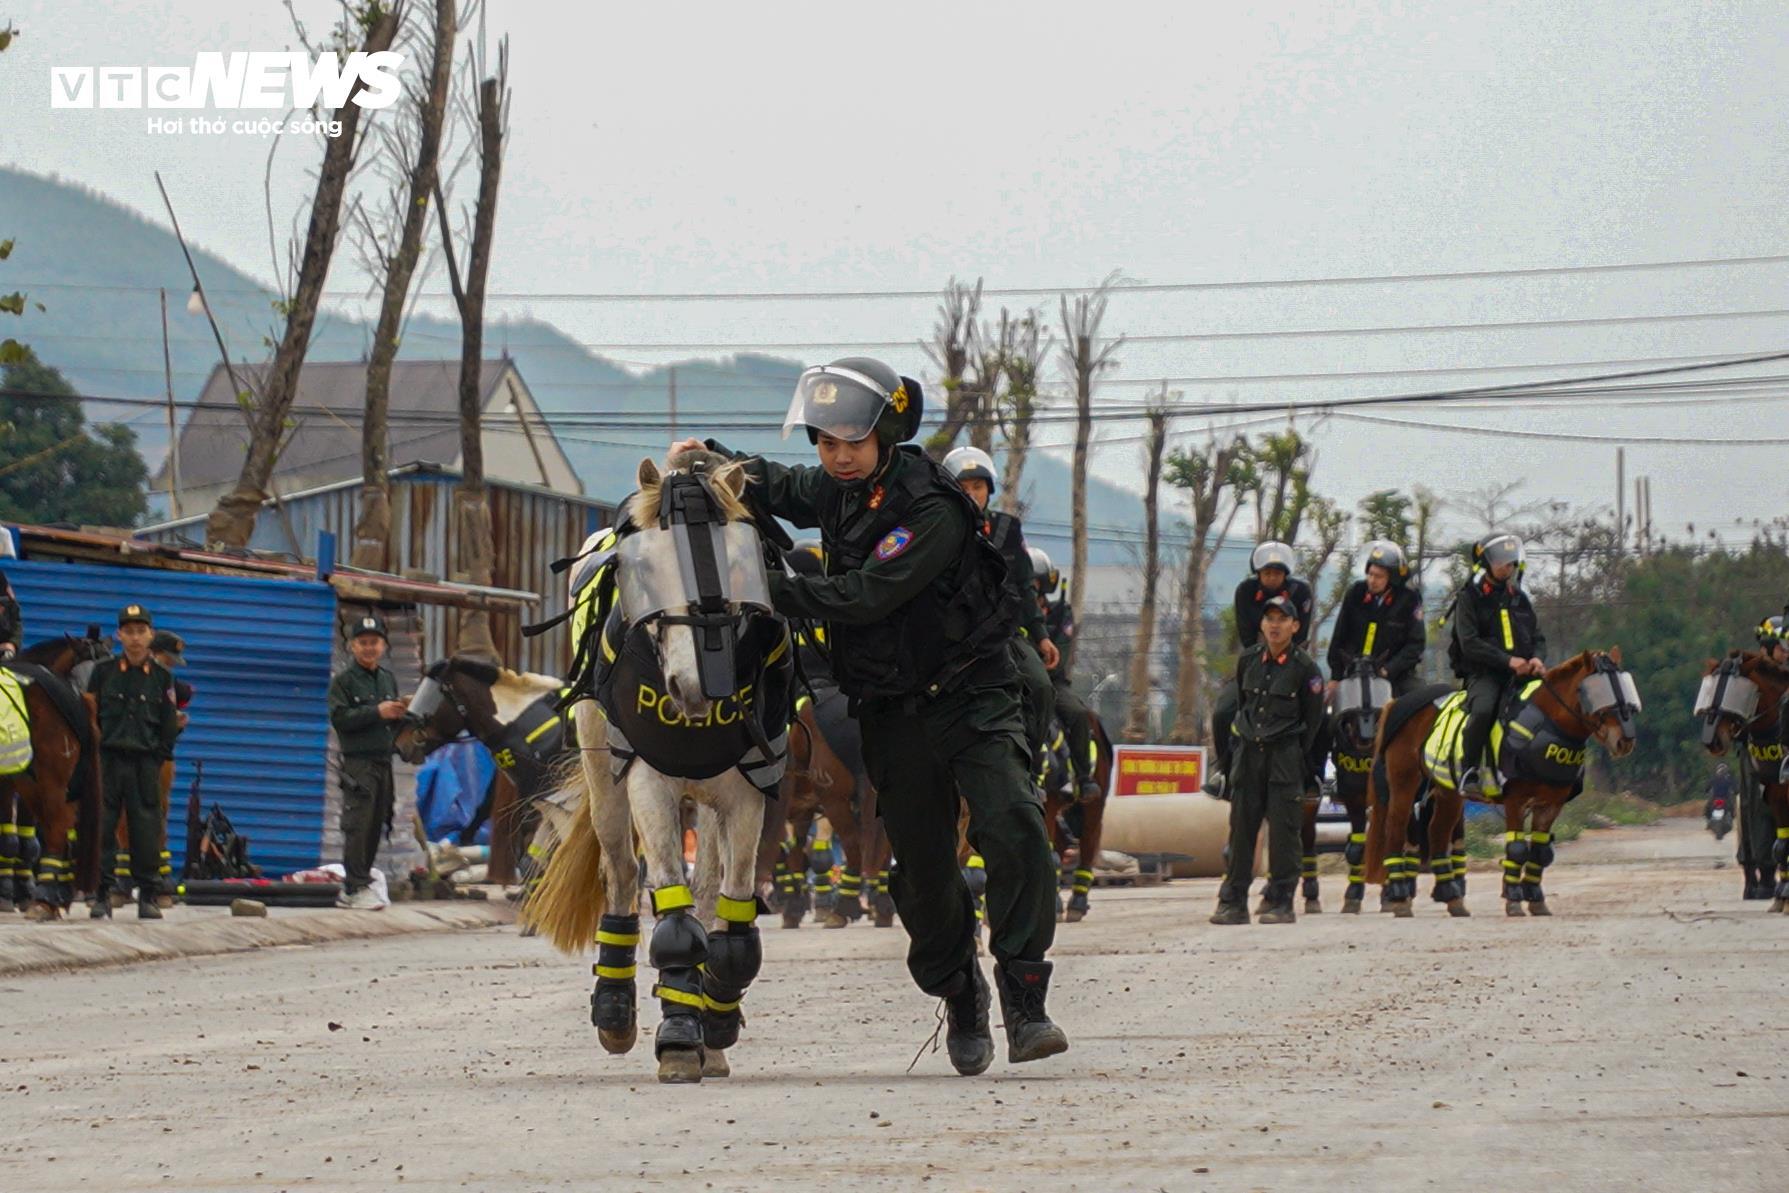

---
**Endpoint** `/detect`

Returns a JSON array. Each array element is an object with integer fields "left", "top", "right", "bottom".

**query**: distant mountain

[{"left": 0, "top": 165, "right": 1163, "bottom": 567}]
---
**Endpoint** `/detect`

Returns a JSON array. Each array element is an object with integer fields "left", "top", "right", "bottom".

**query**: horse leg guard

[
  {"left": 1065, "top": 867, "right": 1094, "bottom": 921},
  {"left": 826, "top": 868, "right": 864, "bottom": 926},
  {"left": 647, "top": 886, "right": 708, "bottom": 1073},
  {"left": 1340, "top": 833, "right": 1366, "bottom": 912},
  {"left": 591, "top": 913, "right": 641, "bottom": 1054},
  {"left": 1301, "top": 855, "right": 1321, "bottom": 911},
  {"left": 701, "top": 895, "right": 762, "bottom": 1053},
  {"left": 1451, "top": 849, "right": 1468, "bottom": 898},
  {"left": 872, "top": 869, "right": 896, "bottom": 927},
  {"left": 1523, "top": 833, "right": 1552, "bottom": 911},
  {"left": 1502, "top": 834, "right": 1531, "bottom": 909}
]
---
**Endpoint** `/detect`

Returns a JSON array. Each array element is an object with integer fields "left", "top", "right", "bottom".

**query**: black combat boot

[
  {"left": 942, "top": 961, "right": 994, "bottom": 1076},
  {"left": 995, "top": 959, "right": 1068, "bottom": 1064}
]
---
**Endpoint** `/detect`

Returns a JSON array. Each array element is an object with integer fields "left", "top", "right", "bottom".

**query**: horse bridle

[{"left": 1533, "top": 655, "right": 1638, "bottom": 743}]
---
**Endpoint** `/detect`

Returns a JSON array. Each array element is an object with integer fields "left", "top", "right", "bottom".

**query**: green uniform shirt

[
  {"left": 86, "top": 655, "right": 180, "bottom": 755},
  {"left": 329, "top": 662, "right": 399, "bottom": 758},
  {"left": 1231, "top": 644, "right": 1325, "bottom": 753}
]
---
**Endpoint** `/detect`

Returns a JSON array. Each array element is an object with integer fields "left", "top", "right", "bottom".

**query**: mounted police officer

[
  {"left": 328, "top": 614, "right": 407, "bottom": 910},
  {"left": 1031, "top": 548, "right": 1101, "bottom": 802},
  {"left": 1206, "top": 541, "right": 1315, "bottom": 796},
  {"left": 681, "top": 355, "right": 1067, "bottom": 1075},
  {"left": 1737, "top": 614, "right": 1787, "bottom": 898},
  {"left": 1448, "top": 534, "right": 1546, "bottom": 799},
  {"left": 942, "top": 447, "right": 1060, "bottom": 785},
  {"left": 1327, "top": 540, "right": 1425, "bottom": 698}
]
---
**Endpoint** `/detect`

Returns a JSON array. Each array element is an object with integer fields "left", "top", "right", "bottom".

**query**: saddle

[{"left": 1420, "top": 680, "right": 1589, "bottom": 799}]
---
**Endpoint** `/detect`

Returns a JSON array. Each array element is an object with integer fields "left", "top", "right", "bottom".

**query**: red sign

[{"left": 1111, "top": 744, "right": 1206, "bottom": 797}]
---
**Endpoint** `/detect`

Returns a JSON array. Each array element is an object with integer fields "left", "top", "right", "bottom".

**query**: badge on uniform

[
  {"left": 874, "top": 527, "right": 915, "bottom": 561},
  {"left": 1308, "top": 676, "right": 1323, "bottom": 693}
]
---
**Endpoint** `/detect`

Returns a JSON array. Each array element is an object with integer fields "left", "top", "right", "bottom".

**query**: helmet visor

[
  {"left": 1480, "top": 535, "right": 1523, "bottom": 570},
  {"left": 1251, "top": 542, "right": 1295, "bottom": 573},
  {"left": 782, "top": 366, "right": 892, "bottom": 442}
]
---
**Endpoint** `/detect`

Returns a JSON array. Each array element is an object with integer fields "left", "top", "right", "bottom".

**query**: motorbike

[{"left": 1707, "top": 797, "right": 1733, "bottom": 841}]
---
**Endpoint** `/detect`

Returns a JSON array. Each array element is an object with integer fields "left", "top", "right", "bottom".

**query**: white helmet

[
  {"left": 1250, "top": 541, "right": 1295, "bottom": 575},
  {"left": 1027, "top": 546, "right": 1059, "bottom": 594},
  {"left": 943, "top": 446, "right": 999, "bottom": 495}
]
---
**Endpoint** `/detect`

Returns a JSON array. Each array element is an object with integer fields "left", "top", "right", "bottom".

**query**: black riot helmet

[{"left": 782, "top": 357, "right": 924, "bottom": 448}]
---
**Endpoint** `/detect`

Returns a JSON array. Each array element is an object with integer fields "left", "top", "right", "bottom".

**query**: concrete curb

[{"left": 0, "top": 899, "right": 515, "bottom": 977}]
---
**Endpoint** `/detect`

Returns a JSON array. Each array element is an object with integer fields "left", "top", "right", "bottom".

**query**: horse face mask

[
  {"left": 1694, "top": 659, "right": 1758, "bottom": 747},
  {"left": 616, "top": 469, "right": 773, "bottom": 702},
  {"left": 1578, "top": 659, "right": 1642, "bottom": 740}
]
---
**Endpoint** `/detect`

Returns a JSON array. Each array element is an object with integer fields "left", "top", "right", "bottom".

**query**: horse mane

[
  {"left": 18, "top": 636, "right": 73, "bottom": 665},
  {"left": 489, "top": 668, "right": 564, "bottom": 725},
  {"left": 627, "top": 448, "right": 750, "bottom": 530}
]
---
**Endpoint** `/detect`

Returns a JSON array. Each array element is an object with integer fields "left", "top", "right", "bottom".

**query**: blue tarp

[{"left": 415, "top": 740, "right": 496, "bottom": 844}]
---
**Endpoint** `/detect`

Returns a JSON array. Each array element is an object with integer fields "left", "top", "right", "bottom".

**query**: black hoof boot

[
  {"left": 943, "top": 962, "right": 995, "bottom": 1076},
  {"left": 996, "top": 959, "right": 1068, "bottom": 1064},
  {"left": 654, "top": 1012, "right": 705, "bottom": 1084}
]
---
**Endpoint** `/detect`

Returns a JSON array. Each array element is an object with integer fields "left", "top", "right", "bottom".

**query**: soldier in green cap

[
  {"left": 328, "top": 614, "right": 406, "bottom": 910},
  {"left": 86, "top": 603, "right": 181, "bottom": 919}
]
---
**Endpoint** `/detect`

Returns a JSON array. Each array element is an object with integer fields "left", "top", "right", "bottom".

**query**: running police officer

[
  {"left": 329, "top": 614, "right": 406, "bottom": 910},
  {"left": 1448, "top": 534, "right": 1546, "bottom": 798},
  {"left": 1032, "top": 549, "right": 1102, "bottom": 802},
  {"left": 1206, "top": 541, "right": 1314, "bottom": 796},
  {"left": 1327, "top": 540, "right": 1425, "bottom": 698},
  {"left": 679, "top": 355, "right": 1067, "bottom": 1075},
  {"left": 1210, "top": 593, "right": 1325, "bottom": 925},
  {"left": 942, "top": 446, "right": 1060, "bottom": 781}
]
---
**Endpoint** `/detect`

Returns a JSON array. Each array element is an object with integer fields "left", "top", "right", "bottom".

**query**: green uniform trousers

[
  {"left": 340, "top": 755, "right": 395, "bottom": 893},
  {"left": 859, "top": 670, "right": 1057, "bottom": 994},
  {"left": 1007, "top": 637, "right": 1055, "bottom": 772},
  {"left": 97, "top": 749, "right": 165, "bottom": 899},
  {"left": 1211, "top": 680, "right": 1240, "bottom": 776},
  {"left": 1736, "top": 760, "right": 1777, "bottom": 870},
  {"left": 1220, "top": 738, "right": 1306, "bottom": 906},
  {"left": 1051, "top": 676, "right": 1095, "bottom": 785}
]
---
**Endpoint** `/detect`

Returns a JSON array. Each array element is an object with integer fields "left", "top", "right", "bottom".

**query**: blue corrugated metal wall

[{"left": 5, "top": 559, "right": 337, "bottom": 878}]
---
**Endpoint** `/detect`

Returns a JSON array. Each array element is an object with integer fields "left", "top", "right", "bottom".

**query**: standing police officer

[
  {"left": 942, "top": 446, "right": 1060, "bottom": 781},
  {"left": 1738, "top": 614, "right": 1788, "bottom": 898},
  {"left": 1032, "top": 550, "right": 1102, "bottom": 802},
  {"left": 87, "top": 604, "right": 180, "bottom": 919},
  {"left": 1327, "top": 540, "right": 1425, "bottom": 697},
  {"left": 681, "top": 356, "right": 1067, "bottom": 1075},
  {"left": 1448, "top": 534, "right": 1546, "bottom": 798},
  {"left": 1210, "top": 594, "right": 1325, "bottom": 925},
  {"left": 329, "top": 614, "right": 406, "bottom": 910},
  {"left": 1206, "top": 542, "right": 1315, "bottom": 795}
]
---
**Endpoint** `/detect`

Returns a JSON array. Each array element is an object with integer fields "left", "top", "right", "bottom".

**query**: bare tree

[
  {"left": 432, "top": 20, "right": 509, "bottom": 661},
  {"left": 1165, "top": 432, "right": 1247, "bottom": 744},
  {"left": 963, "top": 311, "right": 1012, "bottom": 454},
  {"left": 997, "top": 309, "right": 1048, "bottom": 515},
  {"left": 1057, "top": 273, "right": 1124, "bottom": 615},
  {"left": 1121, "top": 390, "right": 1171, "bottom": 742},
  {"left": 922, "top": 277, "right": 982, "bottom": 458},
  {"left": 348, "top": 0, "right": 457, "bottom": 570},
  {"left": 204, "top": 3, "right": 402, "bottom": 549}
]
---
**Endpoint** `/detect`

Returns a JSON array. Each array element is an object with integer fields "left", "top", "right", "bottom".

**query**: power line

[{"left": 17, "top": 250, "right": 1789, "bottom": 302}]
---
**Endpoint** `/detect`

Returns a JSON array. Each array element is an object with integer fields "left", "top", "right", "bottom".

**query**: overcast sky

[{"left": 5, "top": 0, "right": 1789, "bottom": 545}]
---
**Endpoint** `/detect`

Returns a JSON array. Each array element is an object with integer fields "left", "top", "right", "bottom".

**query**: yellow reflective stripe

[
  {"left": 595, "top": 930, "right": 639, "bottom": 947},
  {"left": 1348, "top": 832, "right": 1367, "bottom": 844},
  {"left": 1777, "top": 828, "right": 1789, "bottom": 840},
  {"left": 1530, "top": 832, "right": 1551, "bottom": 844},
  {"left": 765, "top": 631, "right": 790, "bottom": 667},
  {"left": 795, "top": 694, "right": 812, "bottom": 712},
  {"left": 966, "top": 855, "right": 985, "bottom": 869},
  {"left": 524, "top": 715, "right": 562, "bottom": 744},
  {"left": 600, "top": 630, "right": 617, "bottom": 663},
  {"left": 1362, "top": 622, "right": 1378, "bottom": 656},
  {"left": 1499, "top": 608, "right": 1514, "bottom": 651},
  {"left": 651, "top": 884, "right": 695, "bottom": 914},
  {"left": 716, "top": 895, "right": 758, "bottom": 924},
  {"left": 1506, "top": 831, "right": 1521, "bottom": 841},
  {"left": 16, "top": 826, "right": 33, "bottom": 839},
  {"left": 702, "top": 992, "right": 741, "bottom": 1013},
  {"left": 594, "top": 964, "right": 637, "bottom": 980},
  {"left": 653, "top": 984, "right": 705, "bottom": 1009}
]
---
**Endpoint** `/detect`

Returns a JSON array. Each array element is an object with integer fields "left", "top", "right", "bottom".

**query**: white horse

[{"left": 525, "top": 450, "right": 782, "bottom": 1084}]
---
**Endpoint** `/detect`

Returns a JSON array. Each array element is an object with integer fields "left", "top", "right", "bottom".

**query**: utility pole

[
  {"left": 668, "top": 366, "right": 678, "bottom": 437},
  {"left": 1615, "top": 446, "right": 1625, "bottom": 555},
  {"left": 159, "top": 287, "right": 182, "bottom": 519}
]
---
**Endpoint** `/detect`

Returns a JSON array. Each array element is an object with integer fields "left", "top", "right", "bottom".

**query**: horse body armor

[
  {"left": 0, "top": 668, "right": 33, "bottom": 775},
  {"left": 1421, "top": 681, "right": 1589, "bottom": 797}
]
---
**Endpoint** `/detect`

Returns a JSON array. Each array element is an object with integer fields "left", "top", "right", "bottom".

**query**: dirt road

[{"left": 3, "top": 820, "right": 1783, "bottom": 1192}]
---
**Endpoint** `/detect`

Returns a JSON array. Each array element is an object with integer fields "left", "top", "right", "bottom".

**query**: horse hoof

[
  {"left": 1304, "top": 899, "right": 1322, "bottom": 915},
  {"left": 873, "top": 912, "right": 895, "bottom": 928},
  {"left": 781, "top": 912, "right": 804, "bottom": 930},
  {"left": 1505, "top": 900, "right": 1526, "bottom": 917},
  {"left": 1528, "top": 900, "right": 1552, "bottom": 917},
  {"left": 656, "top": 1048, "right": 705, "bottom": 1085},
  {"left": 597, "top": 1023, "right": 638, "bottom": 1055},
  {"left": 1773, "top": 898, "right": 1789, "bottom": 914},
  {"left": 701, "top": 1049, "right": 731, "bottom": 1079},
  {"left": 23, "top": 902, "right": 58, "bottom": 922},
  {"left": 821, "top": 911, "right": 849, "bottom": 929},
  {"left": 1064, "top": 906, "right": 1086, "bottom": 923},
  {"left": 1341, "top": 899, "right": 1362, "bottom": 915},
  {"left": 1447, "top": 899, "right": 1470, "bottom": 918},
  {"left": 518, "top": 922, "right": 538, "bottom": 939},
  {"left": 1391, "top": 901, "right": 1414, "bottom": 919},
  {"left": 109, "top": 891, "right": 129, "bottom": 910}
]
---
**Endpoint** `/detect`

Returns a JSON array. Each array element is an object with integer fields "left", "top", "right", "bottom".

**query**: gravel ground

[{"left": 2, "top": 819, "right": 1783, "bottom": 1192}]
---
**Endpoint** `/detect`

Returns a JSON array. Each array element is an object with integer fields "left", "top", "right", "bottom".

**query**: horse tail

[{"left": 519, "top": 758, "right": 607, "bottom": 955}]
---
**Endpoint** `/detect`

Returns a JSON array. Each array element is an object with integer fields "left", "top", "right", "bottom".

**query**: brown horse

[
  {"left": 1695, "top": 650, "right": 1789, "bottom": 911},
  {"left": 1318, "top": 660, "right": 1384, "bottom": 915},
  {"left": 1366, "top": 649, "right": 1639, "bottom": 917},
  {"left": 1041, "top": 708, "right": 1114, "bottom": 923},
  {"left": 2, "top": 640, "right": 105, "bottom": 919}
]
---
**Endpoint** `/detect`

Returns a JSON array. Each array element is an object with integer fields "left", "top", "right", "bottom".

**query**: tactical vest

[
  {"left": 486, "top": 688, "right": 576, "bottom": 800},
  {"left": 1498, "top": 694, "right": 1591, "bottom": 787},
  {"left": 821, "top": 447, "right": 1014, "bottom": 702},
  {"left": 983, "top": 510, "right": 1027, "bottom": 628},
  {"left": 1447, "top": 578, "right": 1541, "bottom": 678},
  {"left": 1045, "top": 597, "right": 1077, "bottom": 680}
]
